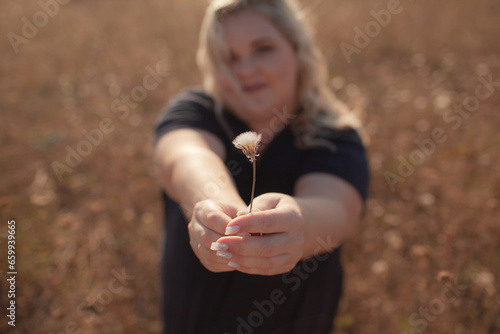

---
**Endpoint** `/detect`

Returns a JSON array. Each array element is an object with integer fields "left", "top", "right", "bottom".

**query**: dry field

[{"left": 1, "top": 0, "right": 499, "bottom": 333}]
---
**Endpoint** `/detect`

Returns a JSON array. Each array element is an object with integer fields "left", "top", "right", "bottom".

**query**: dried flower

[
  {"left": 232, "top": 131, "right": 262, "bottom": 163},
  {"left": 233, "top": 131, "right": 262, "bottom": 212}
]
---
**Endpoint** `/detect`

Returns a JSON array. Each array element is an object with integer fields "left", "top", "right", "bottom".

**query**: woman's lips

[{"left": 242, "top": 83, "right": 267, "bottom": 93}]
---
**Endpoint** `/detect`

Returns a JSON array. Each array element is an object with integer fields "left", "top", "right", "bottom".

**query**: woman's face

[{"left": 220, "top": 10, "right": 299, "bottom": 130}]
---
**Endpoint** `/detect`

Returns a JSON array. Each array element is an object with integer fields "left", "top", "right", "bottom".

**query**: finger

[
  {"left": 237, "top": 209, "right": 249, "bottom": 217},
  {"left": 189, "top": 218, "right": 225, "bottom": 250},
  {"left": 199, "top": 241, "right": 236, "bottom": 265},
  {"left": 250, "top": 193, "right": 281, "bottom": 211},
  {"left": 226, "top": 253, "right": 295, "bottom": 276},
  {"left": 207, "top": 263, "right": 237, "bottom": 273},
  {"left": 217, "top": 233, "right": 291, "bottom": 258},
  {"left": 205, "top": 210, "right": 232, "bottom": 235},
  {"left": 193, "top": 202, "right": 231, "bottom": 235},
  {"left": 225, "top": 207, "right": 300, "bottom": 235},
  {"left": 189, "top": 237, "right": 235, "bottom": 267}
]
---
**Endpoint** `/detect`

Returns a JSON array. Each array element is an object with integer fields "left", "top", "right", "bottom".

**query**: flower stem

[{"left": 249, "top": 160, "right": 256, "bottom": 213}]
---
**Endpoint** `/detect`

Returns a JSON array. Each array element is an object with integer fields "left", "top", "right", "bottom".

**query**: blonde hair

[{"left": 197, "top": 0, "right": 359, "bottom": 147}]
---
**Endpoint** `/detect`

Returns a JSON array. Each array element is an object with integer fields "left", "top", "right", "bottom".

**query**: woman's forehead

[{"left": 221, "top": 11, "right": 285, "bottom": 47}]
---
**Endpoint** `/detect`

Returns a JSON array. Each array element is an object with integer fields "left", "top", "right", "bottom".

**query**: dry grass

[{"left": 1, "top": 0, "right": 499, "bottom": 333}]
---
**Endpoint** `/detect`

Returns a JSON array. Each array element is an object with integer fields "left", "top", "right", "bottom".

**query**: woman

[{"left": 153, "top": 0, "right": 369, "bottom": 333}]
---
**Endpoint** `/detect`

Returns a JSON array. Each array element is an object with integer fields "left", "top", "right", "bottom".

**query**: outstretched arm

[
  {"left": 155, "top": 128, "right": 246, "bottom": 216},
  {"left": 154, "top": 128, "right": 247, "bottom": 272}
]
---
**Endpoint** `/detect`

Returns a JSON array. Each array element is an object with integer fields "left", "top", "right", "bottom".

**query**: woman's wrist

[{"left": 294, "top": 197, "right": 344, "bottom": 260}]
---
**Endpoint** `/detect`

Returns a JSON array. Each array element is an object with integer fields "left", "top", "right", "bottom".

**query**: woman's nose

[{"left": 234, "top": 56, "right": 257, "bottom": 78}]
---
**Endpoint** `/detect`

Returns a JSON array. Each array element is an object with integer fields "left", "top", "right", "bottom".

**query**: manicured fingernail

[
  {"left": 216, "top": 251, "right": 233, "bottom": 259},
  {"left": 237, "top": 209, "right": 249, "bottom": 216},
  {"left": 225, "top": 226, "right": 240, "bottom": 235},
  {"left": 228, "top": 261, "right": 240, "bottom": 268},
  {"left": 210, "top": 242, "right": 228, "bottom": 251}
]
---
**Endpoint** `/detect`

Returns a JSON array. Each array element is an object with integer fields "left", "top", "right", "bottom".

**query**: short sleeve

[
  {"left": 296, "top": 128, "right": 370, "bottom": 201},
  {"left": 153, "top": 88, "right": 224, "bottom": 145}
]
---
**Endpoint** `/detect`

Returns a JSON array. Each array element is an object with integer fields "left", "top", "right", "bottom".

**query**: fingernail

[
  {"left": 225, "top": 226, "right": 240, "bottom": 235},
  {"left": 210, "top": 242, "right": 229, "bottom": 251},
  {"left": 237, "top": 209, "right": 249, "bottom": 216},
  {"left": 216, "top": 251, "right": 233, "bottom": 259},
  {"left": 228, "top": 261, "right": 240, "bottom": 268}
]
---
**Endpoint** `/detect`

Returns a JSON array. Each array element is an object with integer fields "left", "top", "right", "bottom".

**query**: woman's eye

[
  {"left": 228, "top": 53, "right": 239, "bottom": 63},
  {"left": 256, "top": 45, "right": 273, "bottom": 54}
]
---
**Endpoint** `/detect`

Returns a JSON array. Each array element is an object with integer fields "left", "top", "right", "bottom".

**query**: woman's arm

[
  {"left": 294, "top": 173, "right": 363, "bottom": 258},
  {"left": 154, "top": 128, "right": 247, "bottom": 272},
  {"left": 155, "top": 128, "right": 246, "bottom": 217},
  {"left": 215, "top": 173, "right": 363, "bottom": 275}
]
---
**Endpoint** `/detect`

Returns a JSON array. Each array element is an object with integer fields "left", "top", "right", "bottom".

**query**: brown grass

[{"left": 1, "top": 0, "right": 499, "bottom": 333}]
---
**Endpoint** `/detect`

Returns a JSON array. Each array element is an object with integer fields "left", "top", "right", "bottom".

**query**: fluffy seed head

[{"left": 232, "top": 131, "right": 262, "bottom": 162}]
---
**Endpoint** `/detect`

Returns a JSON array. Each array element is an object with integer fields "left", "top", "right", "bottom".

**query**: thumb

[
  {"left": 217, "top": 201, "right": 248, "bottom": 220},
  {"left": 250, "top": 193, "right": 283, "bottom": 212}
]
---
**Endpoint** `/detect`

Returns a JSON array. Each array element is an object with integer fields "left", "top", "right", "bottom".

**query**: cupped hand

[
  {"left": 188, "top": 199, "right": 246, "bottom": 273},
  {"left": 213, "top": 193, "right": 305, "bottom": 276}
]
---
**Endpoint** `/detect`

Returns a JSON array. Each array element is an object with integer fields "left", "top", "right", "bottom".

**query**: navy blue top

[{"left": 154, "top": 88, "right": 369, "bottom": 334}]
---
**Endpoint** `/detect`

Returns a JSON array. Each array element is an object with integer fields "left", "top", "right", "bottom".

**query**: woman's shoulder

[
  {"left": 156, "top": 86, "right": 218, "bottom": 126},
  {"left": 166, "top": 86, "right": 215, "bottom": 111},
  {"left": 154, "top": 87, "right": 228, "bottom": 144},
  {"left": 296, "top": 109, "right": 365, "bottom": 149},
  {"left": 315, "top": 123, "right": 361, "bottom": 138},
  {"left": 328, "top": 127, "right": 364, "bottom": 146},
  {"left": 294, "top": 125, "right": 369, "bottom": 200},
  {"left": 295, "top": 124, "right": 365, "bottom": 153}
]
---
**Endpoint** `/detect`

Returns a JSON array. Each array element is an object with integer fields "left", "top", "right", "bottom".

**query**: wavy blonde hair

[{"left": 197, "top": 0, "right": 359, "bottom": 147}]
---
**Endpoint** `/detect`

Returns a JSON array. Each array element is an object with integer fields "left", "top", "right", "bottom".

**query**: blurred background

[{"left": 1, "top": 0, "right": 499, "bottom": 333}]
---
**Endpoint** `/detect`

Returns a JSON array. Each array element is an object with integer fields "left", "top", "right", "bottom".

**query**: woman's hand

[
  {"left": 214, "top": 193, "right": 305, "bottom": 276},
  {"left": 188, "top": 199, "right": 246, "bottom": 273}
]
